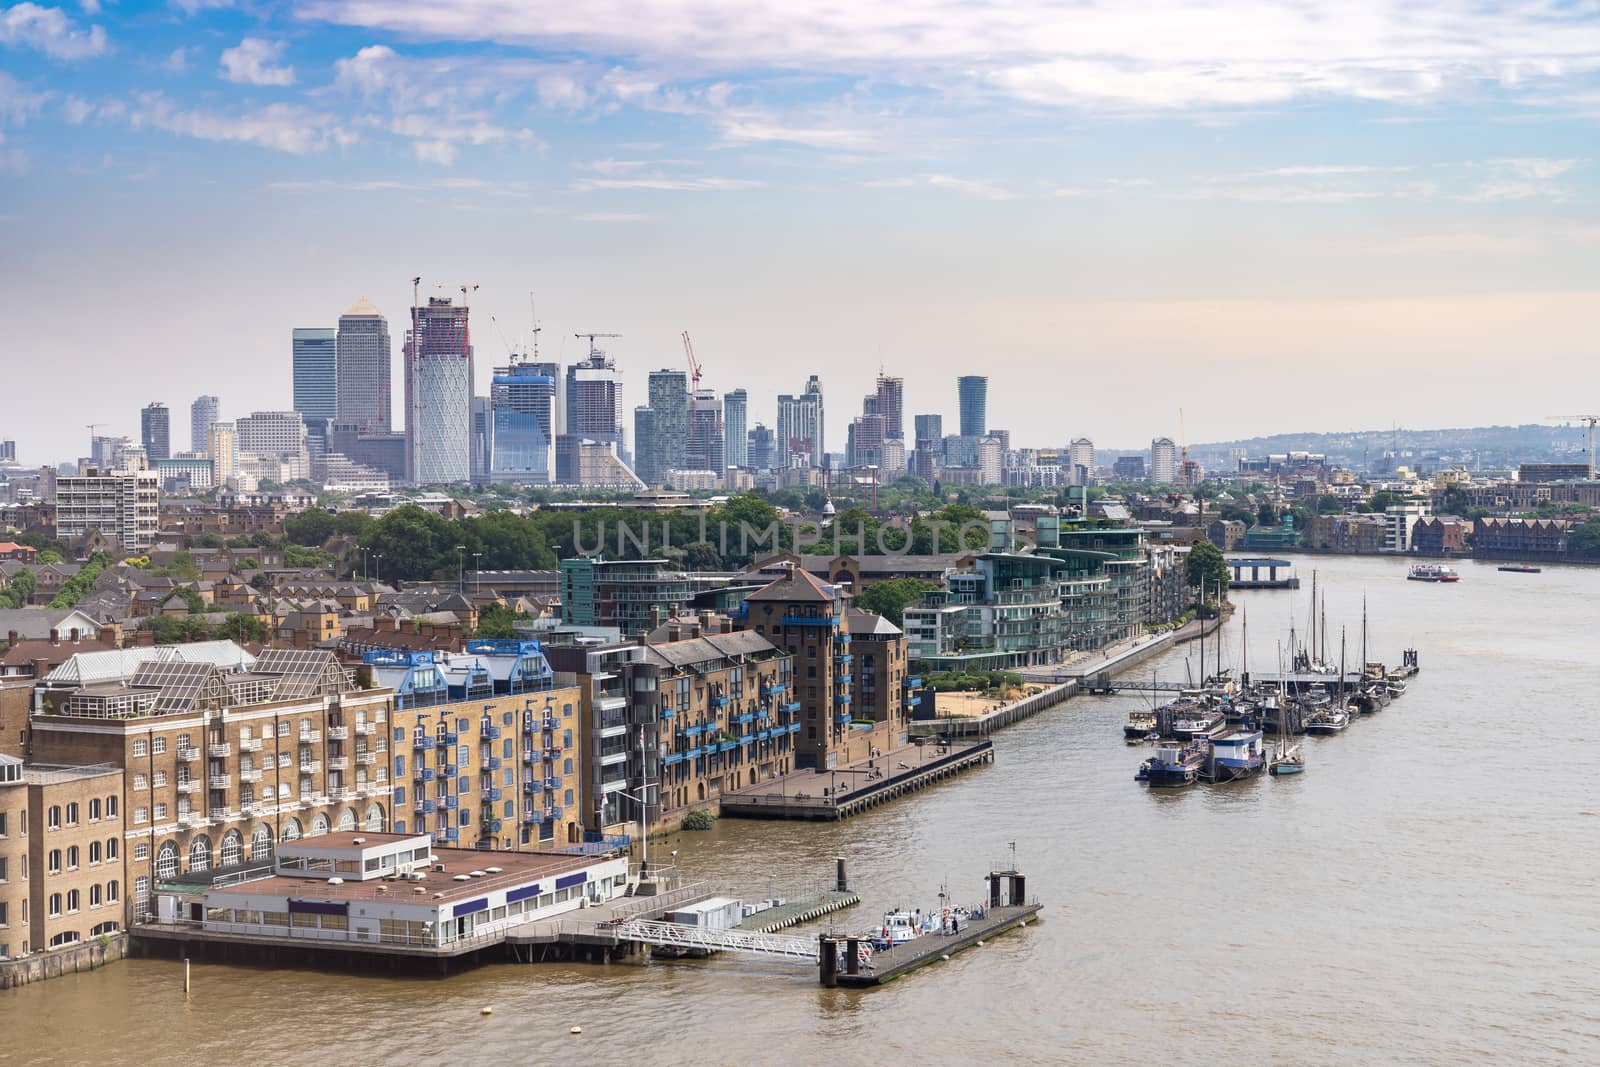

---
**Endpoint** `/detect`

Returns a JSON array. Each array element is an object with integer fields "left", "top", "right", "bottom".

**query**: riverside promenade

[{"left": 720, "top": 739, "right": 994, "bottom": 821}]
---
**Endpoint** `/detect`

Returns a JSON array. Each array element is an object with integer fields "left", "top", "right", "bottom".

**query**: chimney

[
  {"left": 649, "top": 604, "right": 663, "bottom": 630},
  {"left": 698, "top": 609, "right": 714, "bottom": 633},
  {"left": 32, "top": 658, "right": 49, "bottom": 679},
  {"left": 6, "top": 630, "right": 16, "bottom": 646}
]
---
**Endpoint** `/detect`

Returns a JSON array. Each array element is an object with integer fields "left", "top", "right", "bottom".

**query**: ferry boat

[
  {"left": 1407, "top": 563, "right": 1459, "bottom": 583},
  {"left": 870, "top": 910, "right": 930, "bottom": 950},
  {"left": 1207, "top": 729, "right": 1266, "bottom": 783},
  {"left": 1123, "top": 709, "right": 1159, "bottom": 740},
  {"left": 1140, "top": 739, "right": 1210, "bottom": 788}
]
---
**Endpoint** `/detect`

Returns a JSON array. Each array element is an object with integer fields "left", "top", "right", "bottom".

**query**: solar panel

[{"left": 130, "top": 660, "right": 219, "bottom": 713}]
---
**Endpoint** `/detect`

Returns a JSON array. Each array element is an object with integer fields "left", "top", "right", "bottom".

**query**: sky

[{"left": 2, "top": 0, "right": 1598, "bottom": 463}]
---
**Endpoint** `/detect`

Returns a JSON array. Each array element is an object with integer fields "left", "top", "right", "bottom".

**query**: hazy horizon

[{"left": 3, "top": 1, "right": 1597, "bottom": 463}]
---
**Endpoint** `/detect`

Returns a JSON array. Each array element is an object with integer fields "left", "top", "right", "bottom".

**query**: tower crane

[
  {"left": 574, "top": 333, "right": 621, "bottom": 360},
  {"left": 681, "top": 330, "right": 703, "bottom": 389},
  {"left": 1547, "top": 415, "right": 1600, "bottom": 474}
]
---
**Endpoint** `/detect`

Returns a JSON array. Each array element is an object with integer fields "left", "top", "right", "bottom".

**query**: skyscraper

[
  {"left": 1150, "top": 437, "right": 1178, "bottom": 484},
  {"left": 958, "top": 376, "right": 988, "bottom": 438},
  {"left": 405, "top": 295, "right": 472, "bottom": 484},
  {"left": 470, "top": 396, "right": 492, "bottom": 483},
  {"left": 292, "top": 327, "right": 338, "bottom": 444},
  {"left": 191, "top": 395, "right": 220, "bottom": 453},
  {"left": 556, "top": 344, "right": 627, "bottom": 485},
  {"left": 632, "top": 406, "right": 658, "bottom": 485},
  {"left": 490, "top": 361, "right": 556, "bottom": 484},
  {"left": 1069, "top": 437, "right": 1095, "bottom": 484},
  {"left": 875, "top": 375, "right": 904, "bottom": 441},
  {"left": 687, "top": 389, "right": 724, "bottom": 473},
  {"left": 646, "top": 369, "right": 688, "bottom": 477},
  {"left": 140, "top": 402, "right": 170, "bottom": 462},
  {"left": 913, "top": 414, "right": 942, "bottom": 448},
  {"left": 747, "top": 424, "right": 775, "bottom": 471},
  {"left": 336, "top": 296, "right": 391, "bottom": 433},
  {"left": 776, "top": 375, "right": 825, "bottom": 468},
  {"left": 723, "top": 389, "right": 748, "bottom": 469},
  {"left": 207, "top": 421, "right": 237, "bottom": 486}
]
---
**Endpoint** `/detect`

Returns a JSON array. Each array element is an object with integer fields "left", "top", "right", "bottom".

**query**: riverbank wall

[{"left": 0, "top": 933, "right": 128, "bottom": 990}]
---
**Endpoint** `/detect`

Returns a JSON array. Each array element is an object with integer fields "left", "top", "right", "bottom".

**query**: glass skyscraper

[
  {"left": 958, "top": 375, "right": 988, "bottom": 438},
  {"left": 406, "top": 296, "right": 472, "bottom": 485},
  {"left": 292, "top": 327, "right": 338, "bottom": 442},
  {"left": 723, "top": 388, "right": 748, "bottom": 468},
  {"left": 190, "top": 395, "right": 220, "bottom": 454},
  {"left": 140, "top": 402, "right": 170, "bottom": 461},
  {"left": 336, "top": 296, "right": 391, "bottom": 433},
  {"left": 490, "top": 361, "right": 556, "bottom": 484}
]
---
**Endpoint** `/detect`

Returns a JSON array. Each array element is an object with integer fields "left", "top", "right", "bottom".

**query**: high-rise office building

[
  {"left": 686, "top": 389, "right": 724, "bottom": 473},
  {"left": 470, "top": 396, "right": 492, "bottom": 483},
  {"left": 1069, "top": 437, "right": 1095, "bottom": 484},
  {"left": 848, "top": 412, "right": 886, "bottom": 468},
  {"left": 489, "top": 361, "right": 556, "bottom": 484},
  {"left": 747, "top": 424, "right": 775, "bottom": 471},
  {"left": 190, "top": 395, "right": 220, "bottom": 453},
  {"left": 632, "top": 406, "right": 658, "bottom": 485},
  {"left": 0, "top": 440, "right": 15, "bottom": 463},
  {"left": 237, "top": 411, "right": 308, "bottom": 456},
  {"left": 336, "top": 297, "right": 391, "bottom": 433},
  {"left": 405, "top": 295, "right": 472, "bottom": 485},
  {"left": 207, "top": 422, "right": 237, "bottom": 486},
  {"left": 958, "top": 376, "right": 988, "bottom": 438},
  {"left": 913, "top": 413, "right": 942, "bottom": 448},
  {"left": 723, "top": 389, "right": 748, "bottom": 469},
  {"left": 776, "top": 375, "right": 825, "bottom": 468},
  {"left": 645, "top": 369, "right": 688, "bottom": 477},
  {"left": 978, "top": 436, "right": 1003, "bottom": 485},
  {"left": 556, "top": 344, "right": 631, "bottom": 485},
  {"left": 1150, "top": 437, "right": 1179, "bottom": 484},
  {"left": 875, "top": 375, "right": 904, "bottom": 441},
  {"left": 140, "top": 402, "right": 170, "bottom": 461},
  {"left": 291, "top": 327, "right": 338, "bottom": 444}
]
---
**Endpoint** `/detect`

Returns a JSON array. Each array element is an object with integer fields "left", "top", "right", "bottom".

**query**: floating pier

[{"left": 1227, "top": 557, "right": 1301, "bottom": 589}]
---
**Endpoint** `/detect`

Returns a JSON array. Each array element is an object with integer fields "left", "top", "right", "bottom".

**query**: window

[
  {"left": 106, "top": 838, "right": 118, "bottom": 860},
  {"left": 177, "top": 733, "right": 191, "bottom": 749},
  {"left": 250, "top": 826, "right": 272, "bottom": 862},
  {"left": 132, "top": 739, "right": 148, "bottom": 758},
  {"left": 278, "top": 721, "right": 290, "bottom": 737},
  {"left": 66, "top": 889, "right": 79, "bottom": 912},
  {"left": 134, "top": 807, "right": 148, "bottom": 825},
  {"left": 47, "top": 806, "right": 61, "bottom": 830},
  {"left": 134, "top": 774, "right": 148, "bottom": 790},
  {"left": 0, "top": 857, "right": 6, "bottom": 882},
  {"left": 151, "top": 738, "right": 166, "bottom": 755},
  {"left": 89, "top": 841, "right": 101, "bottom": 865},
  {"left": 48, "top": 849, "right": 61, "bottom": 874},
  {"left": 0, "top": 812, "right": 5, "bottom": 836},
  {"left": 89, "top": 799, "right": 102, "bottom": 821},
  {"left": 89, "top": 884, "right": 101, "bottom": 907},
  {"left": 153, "top": 803, "right": 167, "bottom": 821},
  {"left": 152, "top": 771, "right": 167, "bottom": 788},
  {"left": 48, "top": 894, "right": 62, "bottom": 917},
  {"left": 220, "top": 830, "right": 242, "bottom": 867},
  {"left": 107, "top": 881, "right": 119, "bottom": 902},
  {"left": 188, "top": 837, "right": 211, "bottom": 873},
  {"left": 0, "top": 902, "right": 6, "bottom": 927},
  {"left": 106, "top": 796, "right": 117, "bottom": 818},
  {"left": 134, "top": 842, "right": 149, "bottom": 862},
  {"left": 278, "top": 752, "right": 291, "bottom": 767},
  {"left": 67, "top": 845, "right": 78, "bottom": 869}
]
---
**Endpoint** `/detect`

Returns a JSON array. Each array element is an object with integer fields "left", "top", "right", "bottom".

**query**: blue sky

[{"left": 2, "top": 0, "right": 1598, "bottom": 462}]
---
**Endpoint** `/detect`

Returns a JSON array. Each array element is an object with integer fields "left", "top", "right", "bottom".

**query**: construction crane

[
  {"left": 488, "top": 315, "right": 517, "bottom": 362},
  {"left": 574, "top": 333, "right": 621, "bottom": 361},
  {"left": 458, "top": 283, "right": 478, "bottom": 306},
  {"left": 1547, "top": 415, "right": 1600, "bottom": 474},
  {"left": 681, "top": 331, "right": 703, "bottom": 388},
  {"left": 1179, "top": 407, "right": 1189, "bottom": 486}
]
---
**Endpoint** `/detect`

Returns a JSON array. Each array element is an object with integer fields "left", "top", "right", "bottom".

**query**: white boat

[{"left": 1408, "top": 563, "right": 1459, "bottom": 583}]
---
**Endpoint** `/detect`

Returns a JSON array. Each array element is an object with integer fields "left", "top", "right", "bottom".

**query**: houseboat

[
  {"left": 1124, "top": 709, "right": 1159, "bottom": 740},
  {"left": 1140, "top": 739, "right": 1210, "bottom": 788},
  {"left": 1207, "top": 729, "right": 1266, "bottom": 783}
]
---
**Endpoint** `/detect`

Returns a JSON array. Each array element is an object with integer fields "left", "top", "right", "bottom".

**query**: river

[{"left": 4, "top": 554, "right": 1597, "bottom": 1066}]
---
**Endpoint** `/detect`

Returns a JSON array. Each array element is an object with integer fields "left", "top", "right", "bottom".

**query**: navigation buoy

[
  {"left": 571, "top": 1026, "right": 583, "bottom": 1035},
  {"left": 480, "top": 1007, "right": 493, "bottom": 1016}
]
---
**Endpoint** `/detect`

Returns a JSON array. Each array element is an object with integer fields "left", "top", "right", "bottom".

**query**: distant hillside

[{"left": 1104, "top": 424, "right": 1590, "bottom": 471}]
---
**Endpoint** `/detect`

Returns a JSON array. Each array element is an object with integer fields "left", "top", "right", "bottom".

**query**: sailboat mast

[{"left": 1309, "top": 570, "right": 1317, "bottom": 663}]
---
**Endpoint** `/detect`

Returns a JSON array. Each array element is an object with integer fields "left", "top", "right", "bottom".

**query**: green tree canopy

[
  {"left": 855, "top": 578, "right": 938, "bottom": 626},
  {"left": 1569, "top": 517, "right": 1600, "bottom": 559},
  {"left": 1185, "top": 540, "right": 1230, "bottom": 596},
  {"left": 0, "top": 567, "right": 35, "bottom": 609}
]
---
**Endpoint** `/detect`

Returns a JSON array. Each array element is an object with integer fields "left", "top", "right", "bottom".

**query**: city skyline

[{"left": 2, "top": 2, "right": 1598, "bottom": 461}]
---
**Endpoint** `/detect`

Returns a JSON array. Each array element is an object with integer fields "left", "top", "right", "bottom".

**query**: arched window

[
  {"left": 107, "top": 838, "right": 119, "bottom": 860},
  {"left": 90, "top": 798, "right": 102, "bottom": 821},
  {"left": 280, "top": 818, "right": 302, "bottom": 842},
  {"left": 66, "top": 889, "right": 80, "bottom": 912},
  {"left": 106, "top": 795, "right": 117, "bottom": 818},
  {"left": 48, "top": 893, "right": 62, "bottom": 916},
  {"left": 156, "top": 842, "right": 178, "bottom": 880},
  {"left": 67, "top": 845, "right": 79, "bottom": 868},
  {"left": 220, "top": 829, "right": 242, "bottom": 867},
  {"left": 48, "top": 849, "right": 62, "bottom": 873},
  {"left": 188, "top": 835, "right": 212, "bottom": 873},
  {"left": 90, "top": 883, "right": 102, "bottom": 907},
  {"left": 251, "top": 825, "right": 273, "bottom": 861},
  {"left": 66, "top": 802, "right": 79, "bottom": 825},
  {"left": 364, "top": 802, "right": 384, "bottom": 831},
  {"left": 89, "top": 841, "right": 101, "bottom": 864},
  {"left": 48, "top": 806, "right": 61, "bottom": 829},
  {"left": 107, "top": 880, "right": 119, "bottom": 902},
  {"left": 336, "top": 808, "right": 357, "bottom": 831},
  {"left": 309, "top": 813, "right": 330, "bottom": 837}
]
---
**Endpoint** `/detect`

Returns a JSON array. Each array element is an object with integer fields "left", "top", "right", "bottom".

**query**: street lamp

[
  {"left": 374, "top": 554, "right": 384, "bottom": 583},
  {"left": 456, "top": 545, "right": 466, "bottom": 594},
  {"left": 472, "top": 552, "right": 483, "bottom": 598}
]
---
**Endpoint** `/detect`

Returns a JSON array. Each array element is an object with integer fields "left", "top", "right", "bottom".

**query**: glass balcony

[
  {"left": 435, "top": 732, "right": 458, "bottom": 747},
  {"left": 412, "top": 735, "right": 431, "bottom": 751}
]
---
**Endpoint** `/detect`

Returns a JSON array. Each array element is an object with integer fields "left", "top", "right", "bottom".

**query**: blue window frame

[
  {"left": 394, "top": 786, "right": 406, "bottom": 804},
  {"left": 394, "top": 755, "right": 405, "bottom": 776}
]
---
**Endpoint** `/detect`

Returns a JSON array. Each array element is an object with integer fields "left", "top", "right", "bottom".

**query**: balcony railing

[
  {"left": 176, "top": 779, "right": 199, "bottom": 794},
  {"left": 412, "top": 735, "right": 431, "bottom": 751},
  {"left": 328, "top": 757, "right": 350, "bottom": 771},
  {"left": 208, "top": 807, "right": 233, "bottom": 822},
  {"left": 327, "top": 726, "right": 349, "bottom": 741},
  {"left": 207, "top": 742, "right": 231, "bottom": 758},
  {"left": 435, "top": 732, "right": 458, "bottom": 747},
  {"left": 414, "top": 767, "right": 435, "bottom": 782},
  {"left": 299, "top": 760, "right": 321, "bottom": 774},
  {"left": 238, "top": 737, "right": 263, "bottom": 752},
  {"left": 480, "top": 724, "right": 501, "bottom": 740},
  {"left": 176, "top": 746, "right": 199, "bottom": 762},
  {"left": 356, "top": 751, "right": 377, "bottom": 765},
  {"left": 299, "top": 730, "right": 321, "bottom": 744},
  {"left": 354, "top": 721, "right": 377, "bottom": 736},
  {"left": 239, "top": 767, "right": 263, "bottom": 783},
  {"left": 208, "top": 773, "right": 230, "bottom": 789}
]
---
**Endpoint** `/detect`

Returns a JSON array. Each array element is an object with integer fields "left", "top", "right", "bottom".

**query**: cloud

[
  {"left": 1260, "top": 165, "right": 1382, "bottom": 177},
  {"left": 0, "top": 2, "right": 108, "bottom": 59},
  {"left": 1172, "top": 184, "right": 1381, "bottom": 203},
  {"left": 574, "top": 211, "right": 649, "bottom": 222},
  {"left": 123, "top": 92, "right": 355, "bottom": 154},
  {"left": 412, "top": 139, "right": 457, "bottom": 165},
  {"left": 295, "top": 0, "right": 1600, "bottom": 112},
  {"left": 867, "top": 173, "right": 1014, "bottom": 200},
  {"left": 163, "top": 46, "right": 192, "bottom": 73},
  {"left": 1489, "top": 157, "right": 1575, "bottom": 180},
  {"left": 219, "top": 37, "right": 296, "bottom": 86},
  {"left": 579, "top": 157, "right": 697, "bottom": 175},
  {"left": 0, "top": 70, "right": 51, "bottom": 124},
  {"left": 1454, "top": 156, "right": 1580, "bottom": 201},
  {"left": 79, "top": 0, "right": 98, "bottom": 13},
  {"left": 716, "top": 113, "right": 874, "bottom": 149},
  {"left": 267, "top": 176, "right": 497, "bottom": 192},
  {"left": 573, "top": 175, "right": 763, "bottom": 191},
  {"left": 60, "top": 93, "right": 91, "bottom": 123},
  {"left": 172, "top": 0, "right": 232, "bottom": 12}
]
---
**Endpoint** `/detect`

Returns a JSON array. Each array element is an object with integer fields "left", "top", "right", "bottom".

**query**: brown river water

[{"left": 4, "top": 554, "right": 1597, "bottom": 1066}]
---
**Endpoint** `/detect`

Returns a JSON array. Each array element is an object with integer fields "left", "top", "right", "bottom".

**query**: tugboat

[
  {"left": 1207, "top": 729, "right": 1266, "bottom": 783},
  {"left": 1141, "top": 739, "right": 1210, "bottom": 788},
  {"left": 1407, "top": 563, "right": 1460, "bottom": 583}
]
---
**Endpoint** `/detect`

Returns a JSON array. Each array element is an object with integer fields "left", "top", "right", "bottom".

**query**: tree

[
  {"left": 1258, "top": 502, "right": 1278, "bottom": 527},
  {"left": 0, "top": 567, "right": 35, "bottom": 609},
  {"left": 1367, "top": 490, "right": 1401, "bottom": 513},
  {"left": 855, "top": 578, "right": 938, "bottom": 626},
  {"left": 48, "top": 552, "right": 113, "bottom": 609},
  {"left": 285, "top": 508, "right": 338, "bottom": 547},
  {"left": 1569, "top": 517, "right": 1600, "bottom": 560},
  {"left": 1185, "top": 540, "right": 1230, "bottom": 597},
  {"left": 1316, "top": 494, "right": 1343, "bottom": 514},
  {"left": 473, "top": 603, "right": 528, "bottom": 639}
]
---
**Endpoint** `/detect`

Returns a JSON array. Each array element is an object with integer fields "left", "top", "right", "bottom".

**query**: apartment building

[
  {"left": 29, "top": 643, "right": 393, "bottom": 921},
  {"left": 559, "top": 557, "right": 691, "bottom": 636},
  {"left": 540, "top": 636, "right": 646, "bottom": 839},
  {"left": 55, "top": 467, "right": 160, "bottom": 552},
  {"left": 1, "top": 755, "right": 127, "bottom": 957}
]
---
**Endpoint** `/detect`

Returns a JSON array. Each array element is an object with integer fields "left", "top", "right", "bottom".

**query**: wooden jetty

[{"left": 720, "top": 739, "right": 994, "bottom": 822}]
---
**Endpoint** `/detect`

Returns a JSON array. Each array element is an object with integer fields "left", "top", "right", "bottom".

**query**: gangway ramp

[{"left": 615, "top": 919, "right": 818, "bottom": 961}]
